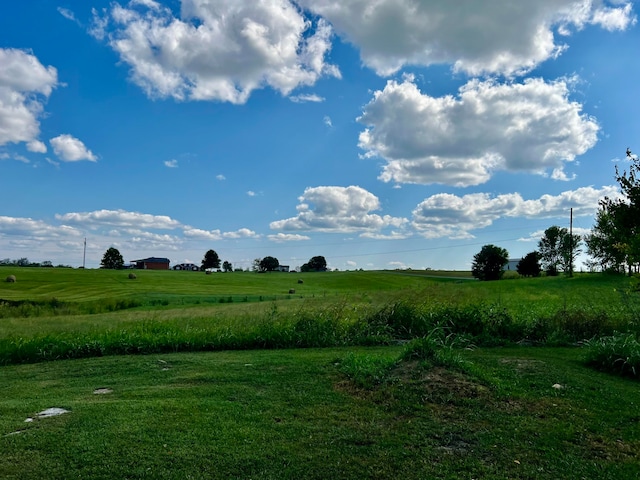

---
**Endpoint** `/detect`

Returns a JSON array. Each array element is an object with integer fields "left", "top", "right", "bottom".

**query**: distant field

[
  {"left": 0, "top": 267, "right": 465, "bottom": 303},
  {"left": 0, "top": 267, "right": 637, "bottom": 356},
  {"left": 0, "top": 266, "right": 627, "bottom": 308}
]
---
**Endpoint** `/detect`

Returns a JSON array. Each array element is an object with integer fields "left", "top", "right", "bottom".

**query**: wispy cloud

[
  {"left": 164, "top": 159, "right": 178, "bottom": 168},
  {"left": 57, "top": 7, "right": 81, "bottom": 25},
  {"left": 290, "top": 93, "right": 325, "bottom": 103},
  {"left": 268, "top": 233, "right": 310, "bottom": 243}
]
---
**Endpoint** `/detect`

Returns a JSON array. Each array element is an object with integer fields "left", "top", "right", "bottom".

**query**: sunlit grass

[{"left": 2, "top": 347, "right": 639, "bottom": 479}]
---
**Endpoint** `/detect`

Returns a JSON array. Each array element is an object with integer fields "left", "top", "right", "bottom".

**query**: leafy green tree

[
  {"left": 538, "top": 226, "right": 563, "bottom": 276},
  {"left": 559, "top": 231, "right": 582, "bottom": 276},
  {"left": 587, "top": 148, "right": 640, "bottom": 275},
  {"left": 201, "top": 249, "right": 221, "bottom": 270},
  {"left": 222, "top": 260, "right": 233, "bottom": 272},
  {"left": 538, "top": 226, "right": 582, "bottom": 276},
  {"left": 585, "top": 205, "right": 628, "bottom": 272},
  {"left": 517, "top": 251, "right": 541, "bottom": 277},
  {"left": 300, "top": 255, "right": 327, "bottom": 272},
  {"left": 471, "top": 244, "right": 509, "bottom": 281},
  {"left": 101, "top": 247, "right": 124, "bottom": 270},
  {"left": 259, "top": 256, "right": 279, "bottom": 272},
  {"left": 252, "top": 258, "right": 262, "bottom": 272}
]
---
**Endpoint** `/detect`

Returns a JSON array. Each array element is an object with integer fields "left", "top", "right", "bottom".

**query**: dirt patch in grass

[
  {"left": 417, "top": 367, "right": 488, "bottom": 403},
  {"left": 334, "top": 361, "right": 489, "bottom": 407},
  {"left": 587, "top": 435, "right": 640, "bottom": 462}
]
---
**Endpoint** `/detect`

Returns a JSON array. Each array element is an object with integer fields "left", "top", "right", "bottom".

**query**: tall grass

[
  {"left": 2, "top": 269, "right": 640, "bottom": 378},
  {"left": 584, "top": 334, "right": 640, "bottom": 378},
  {"left": 2, "top": 299, "right": 638, "bottom": 366}
]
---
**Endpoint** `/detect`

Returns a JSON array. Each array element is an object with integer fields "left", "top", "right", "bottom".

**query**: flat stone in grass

[
  {"left": 37, "top": 407, "right": 70, "bottom": 418},
  {"left": 25, "top": 407, "right": 70, "bottom": 422},
  {"left": 93, "top": 388, "right": 113, "bottom": 395}
]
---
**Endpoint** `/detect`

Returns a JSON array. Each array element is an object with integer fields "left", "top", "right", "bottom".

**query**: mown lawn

[
  {"left": 0, "top": 267, "right": 443, "bottom": 303},
  {"left": 1, "top": 346, "right": 639, "bottom": 479}
]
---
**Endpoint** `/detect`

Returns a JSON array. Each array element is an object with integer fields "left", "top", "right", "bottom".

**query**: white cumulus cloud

[
  {"left": 299, "top": 0, "right": 635, "bottom": 76},
  {"left": 270, "top": 185, "right": 408, "bottom": 233},
  {"left": 0, "top": 215, "right": 82, "bottom": 239},
  {"left": 411, "top": 185, "right": 621, "bottom": 239},
  {"left": 92, "top": 0, "right": 340, "bottom": 104},
  {"left": 358, "top": 77, "right": 599, "bottom": 187},
  {"left": 55, "top": 209, "right": 181, "bottom": 230},
  {"left": 0, "top": 48, "right": 58, "bottom": 148},
  {"left": 590, "top": 2, "right": 636, "bottom": 30},
  {"left": 50, "top": 134, "right": 97, "bottom": 162},
  {"left": 27, "top": 140, "right": 47, "bottom": 153}
]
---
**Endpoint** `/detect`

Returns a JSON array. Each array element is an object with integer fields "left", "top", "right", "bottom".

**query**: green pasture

[
  {"left": 1, "top": 267, "right": 639, "bottom": 366},
  {"left": 0, "top": 266, "right": 634, "bottom": 315},
  {"left": 1, "top": 267, "right": 640, "bottom": 478},
  {"left": 0, "top": 267, "right": 447, "bottom": 303}
]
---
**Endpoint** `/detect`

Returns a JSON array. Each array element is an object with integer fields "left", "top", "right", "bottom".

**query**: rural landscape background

[{"left": 3, "top": 1, "right": 640, "bottom": 478}]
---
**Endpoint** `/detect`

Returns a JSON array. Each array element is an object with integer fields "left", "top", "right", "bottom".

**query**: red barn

[{"left": 132, "top": 257, "right": 170, "bottom": 270}]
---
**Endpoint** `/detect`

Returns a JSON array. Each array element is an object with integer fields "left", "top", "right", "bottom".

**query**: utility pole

[
  {"left": 83, "top": 237, "right": 86, "bottom": 269},
  {"left": 569, "top": 208, "right": 573, "bottom": 278}
]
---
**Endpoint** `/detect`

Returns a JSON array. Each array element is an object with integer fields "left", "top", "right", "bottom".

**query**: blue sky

[{"left": 1, "top": 0, "right": 638, "bottom": 271}]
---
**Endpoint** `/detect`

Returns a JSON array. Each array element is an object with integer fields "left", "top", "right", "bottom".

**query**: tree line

[
  {"left": 473, "top": 147, "right": 640, "bottom": 280},
  {"left": 0, "top": 258, "right": 72, "bottom": 268},
  {"left": 100, "top": 247, "right": 328, "bottom": 273}
]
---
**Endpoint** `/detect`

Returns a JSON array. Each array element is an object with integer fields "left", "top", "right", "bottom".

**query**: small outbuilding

[
  {"left": 506, "top": 258, "right": 521, "bottom": 271},
  {"left": 132, "top": 257, "right": 170, "bottom": 270}
]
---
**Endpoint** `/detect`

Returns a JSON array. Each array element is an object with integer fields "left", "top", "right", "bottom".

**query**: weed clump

[
  {"left": 335, "top": 353, "right": 397, "bottom": 389},
  {"left": 584, "top": 334, "right": 640, "bottom": 378},
  {"left": 401, "top": 330, "right": 468, "bottom": 370}
]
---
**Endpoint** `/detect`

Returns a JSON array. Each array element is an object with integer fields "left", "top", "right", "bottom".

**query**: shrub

[{"left": 584, "top": 334, "right": 640, "bottom": 378}]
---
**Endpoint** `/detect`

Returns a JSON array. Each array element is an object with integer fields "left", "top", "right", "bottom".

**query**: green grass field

[{"left": 1, "top": 267, "right": 639, "bottom": 478}]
